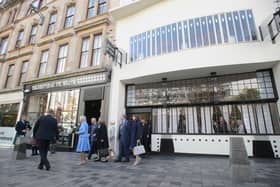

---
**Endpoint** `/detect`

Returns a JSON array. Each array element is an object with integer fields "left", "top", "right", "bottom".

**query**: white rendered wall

[
  {"left": 273, "top": 62, "right": 280, "bottom": 114},
  {"left": 109, "top": 0, "right": 280, "bottom": 128}
]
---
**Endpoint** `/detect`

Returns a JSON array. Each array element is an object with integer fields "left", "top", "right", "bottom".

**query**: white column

[{"left": 273, "top": 62, "right": 280, "bottom": 114}]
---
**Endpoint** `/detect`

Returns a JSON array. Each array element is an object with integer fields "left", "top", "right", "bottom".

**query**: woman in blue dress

[{"left": 76, "top": 116, "right": 90, "bottom": 165}]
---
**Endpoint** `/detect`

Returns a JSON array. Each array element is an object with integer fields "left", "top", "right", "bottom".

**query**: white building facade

[{"left": 109, "top": 0, "right": 280, "bottom": 158}]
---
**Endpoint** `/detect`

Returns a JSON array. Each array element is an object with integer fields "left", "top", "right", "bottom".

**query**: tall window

[
  {"left": 87, "top": 0, "right": 95, "bottom": 18},
  {"left": 80, "top": 37, "right": 90, "bottom": 68},
  {"left": 98, "top": 0, "right": 106, "bottom": 15},
  {"left": 15, "top": 30, "right": 24, "bottom": 48},
  {"left": 0, "top": 37, "right": 8, "bottom": 55},
  {"left": 64, "top": 6, "right": 75, "bottom": 28},
  {"left": 26, "top": 0, "right": 43, "bottom": 15},
  {"left": 56, "top": 44, "right": 68, "bottom": 73},
  {"left": 18, "top": 61, "right": 29, "bottom": 86},
  {"left": 38, "top": 50, "right": 48, "bottom": 77},
  {"left": 47, "top": 13, "right": 57, "bottom": 35},
  {"left": 7, "top": 9, "right": 17, "bottom": 25},
  {"left": 29, "top": 25, "right": 37, "bottom": 44},
  {"left": 5, "top": 64, "right": 15, "bottom": 89},
  {"left": 92, "top": 34, "right": 102, "bottom": 66}
]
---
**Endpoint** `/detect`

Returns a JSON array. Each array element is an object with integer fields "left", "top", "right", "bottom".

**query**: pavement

[{"left": 0, "top": 148, "right": 280, "bottom": 187}]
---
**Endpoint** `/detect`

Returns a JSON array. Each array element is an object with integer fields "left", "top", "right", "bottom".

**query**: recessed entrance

[{"left": 85, "top": 100, "right": 102, "bottom": 124}]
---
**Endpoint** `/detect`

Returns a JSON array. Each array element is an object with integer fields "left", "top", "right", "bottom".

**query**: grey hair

[{"left": 80, "top": 115, "right": 87, "bottom": 122}]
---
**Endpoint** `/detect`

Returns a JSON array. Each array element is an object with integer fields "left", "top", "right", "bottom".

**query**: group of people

[
  {"left": 14, "top": 110, "right": 152, "bottom": 170},
  {"left": 76, "top": 114, "right": 152, "bottom": 166}
]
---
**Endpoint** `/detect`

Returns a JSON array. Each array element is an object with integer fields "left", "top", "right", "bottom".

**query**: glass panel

[
  {"left": 142, "top": 32, "right": 147, "bottom": 58},
  {"left": 189, "top": 19, "right": 196, "bottom": 48},
  {"left": 152, "top": 30, "right": 156, "bottom": 56},
  {"left": 195, "top": 18, "right": 202, "bottom": 47},
  {"left": 137, "top": 34, "right": 142, "bottom": 59},
  {"left": 183, "top": 21, "right": 189, "bottom": 48},
  {"left": 156, "top": 28, "right": 161, "bottom": 55},
  {"left": 201, "top": 17, "right": 209, "bottom": 46},
  {"left": 207, "top": 16, "right": 216, "bottom": 45},
  {"left": 133, "top": 36, "right": 138, "bottom": 60},
  {"left": 129, "top": 37, "right": 133, "bottom": 62},
  {"left": 166, "top": 25, "right": 172, "bottom": 52},
  {"left": 220, "top": 14, "right": 229, "bottom": 43},
  {"left": 263, "top": 103, "right": 273, "bottom": 134},
  {"left": 161, "top": 26, "right": 167, "bottom": 54},
  {"left": 214, "top": 15, "right": 222, "bottom": 44},
  {"left": 147, "top": 31, "right": 151, "bottom": 57},
  {"left": 177, "top": 22, "right": 183, "bottom": 50},
  {"left": 256, "top": 104, "right": 266, "bottom": 134},
  {"left": 247, "top": 10, "right": 258, "bottom": 40},
  {"left": 172, "top": 23, "right": 178, "bottom": 51},
  {"left": 233, "top": 11, "right": 243, "bottom": 42},
  {"left": 226, "top": 12, "right": 236, "bottom": 43}
]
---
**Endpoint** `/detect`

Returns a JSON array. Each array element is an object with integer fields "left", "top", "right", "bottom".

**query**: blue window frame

[
  {"left": 183, "top": 21, "right": 189, "bottom": 48},
  {"left": 172, "top": 23, "right": 178, "bottom": 51},
  {"left": 137, "top": 34, "right": 142, "bottom": 59},
  {"left": 167, "top": 24, "right": 172, "bottom": 52},
  {"left": 189, "top": 19, "right": 196, "bottom": 48},
  {"left": 156, "top": 28, "right": 161, "bottom": 55},
  {"left": 161, "top": 26, "right": 167, "bottom": 54},
  {"left": 214, "top": 15, "right": 222, "bottom": 44},
  {"left": 233, "top": 11, "right": 243, "bottom": 42},
  {"left": 152, "top": 30, "right": 156, "bottom": 56},
  {"left": 142, "top": 32, "right": 147, "bottom": 58},
  {"left": 147, "top": 31, "right": 151, "bottom": 57},
  {"left": 246, "top": 10, "right": 257, "bottom": 40},
  {"left": 130, "top": 37, "right": 134, "bottom": 62},
  {"left": 133, "top": 36, "right": 137, "bottom": 61},
  {"left": 195, "top": 18, "right": 202, "bottom": 47},
  {"left": 226, "top": 12, "right": 236, "bottom": 42},
  {"left": 201, "top": 17, "right": 209, "bottom": 46},
  {"left": 240, "top": 10, "right": 250, "bottom": 41},
  {"left": 177, "top": 22, "right": 183, "bottom": 50},
  {"left": 207, "top": 16, "right": 216, "bottom": 45},
  {"left": 220, "top": 14, "right": 229, "bottom": 43}
]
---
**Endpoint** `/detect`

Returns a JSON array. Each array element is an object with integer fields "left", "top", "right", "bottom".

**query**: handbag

[{"left": 133, "top": 143, "right": 146, "bottom": 156}]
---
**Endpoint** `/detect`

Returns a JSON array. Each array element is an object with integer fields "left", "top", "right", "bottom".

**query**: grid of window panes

[
  {"left": 126, "top": 71, "right": 276, "bottom": 107},
  {"left": 152, "top": 103, "right": 280, "bottom": 135},
  {"left": 0, "top": 37, "right": 8, "bottom": 54},
  {"left": 38, "top": 50, "right": 49, "bottom": 77},
  {"left": 29, "top": 25, "right": 37, "bottom": 44},
  {"left": 47, "top": 13, "right": 57, "bottom": 35},
  {"left": 92, "top": 34, "right": 102, "bottom": 66},
  {"left": 64, "top": 6, "right": 75, "bottom": 28},
  {"left": 18, "top": 61, "right": 29, "bottom": 86},
  {"left": 56, "top": 44, "right": 68, "bottom": 73},
  {"left": 88, "top": 0, "right": 95, "bottom": 18},
  {"left": 129, "top": 9, "right": 258, "bottom": 62}
]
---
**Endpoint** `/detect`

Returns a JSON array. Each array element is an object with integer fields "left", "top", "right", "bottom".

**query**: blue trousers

[{"left": 118, "top": 140, "right": 129, "bottom": 161}]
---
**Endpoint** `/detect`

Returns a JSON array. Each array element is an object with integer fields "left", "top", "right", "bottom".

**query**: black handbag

[{"left": 98, "top": 148, "right": 109, "bottom": 157}]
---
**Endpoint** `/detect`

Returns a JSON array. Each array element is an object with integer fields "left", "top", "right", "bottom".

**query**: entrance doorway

[{"left": 85, "top": 100, "right": 102, "bottom": 124}]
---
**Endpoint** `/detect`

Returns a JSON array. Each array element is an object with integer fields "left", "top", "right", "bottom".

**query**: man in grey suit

[
  {"left": 33, "top": 109, "right": 59, "bottom": 170},
  {"left": 115, "top": 114, "right": 130, "bottom": 162}
]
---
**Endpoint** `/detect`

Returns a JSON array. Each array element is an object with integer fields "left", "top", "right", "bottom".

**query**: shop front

[
  {"left": 24, "top": 70, "right": 111, "bottom": 151},
  {"left": 0, "top": 91, "right": 23, "bottom": 147},
  {"left": 125, "top": 70, "right": 280, "bottom": 157}
]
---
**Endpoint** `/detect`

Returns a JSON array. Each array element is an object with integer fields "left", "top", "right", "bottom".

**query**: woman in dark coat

[
  {"left": 129, "top": 115, "right": 139, "bottom": 150},
  {"left": 96, "top": 120, "right": 109, "bottom": 162}
]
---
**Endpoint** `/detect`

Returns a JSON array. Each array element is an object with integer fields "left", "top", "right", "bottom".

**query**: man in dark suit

[
  {"left": 115, "top": 114, "right": 130, "bottom": 162},
  {"left": 33, "top": 109, "right": 58, "bottom": 170}
]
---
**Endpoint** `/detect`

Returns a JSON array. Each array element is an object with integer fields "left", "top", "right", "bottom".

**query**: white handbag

[{"left": 133, "top": 143, "right": 146, "bottom": 156}]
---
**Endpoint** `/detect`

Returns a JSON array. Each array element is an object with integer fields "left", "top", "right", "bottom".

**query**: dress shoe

[{"left": 38, "top": 165, "right": 43, "bottom": 170}]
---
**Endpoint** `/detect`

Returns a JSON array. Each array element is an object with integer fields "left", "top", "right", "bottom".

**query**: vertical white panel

[
  {"left": 172, "top": 108, "right": 178, "bottom": 133},
  {"left": 222, "top": 105, "right": 230, "bottom": 131},
  {"left": 256, "top": 104, "right": 266, "bottom": 134},
  {"left": 263, "top": 104, "right": 274, "bottom": 134},
  {"left": 194, "top": 107, "right": 198, "bottom": 133},
  {"left": 184, "top": 107, "right": 189, "bottom": 133},
  {"left": 157, "top": 108, "right": 162, "bottom": 133},
  {"left": 242, "top": 105, "right": 252, "bottom": 134},
  {"left": 188, "top": 107, "right": 194, "bottom": 133},
  {"left": 248, "top": 105, "right": 257, "bottom": 133},
  {"left": 162, "top": 108, "right": 167, "bottom": 133},
  {"left": 201, "top": 107, "right": 206, "bottom": 133},
  {"left": 205, "top": 107, "right": 212, "bottom": 133}
]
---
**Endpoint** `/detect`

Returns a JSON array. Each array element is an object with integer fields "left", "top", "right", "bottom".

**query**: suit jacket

[
  {"left": 118, "top": 119, "right": 129, "bottom": 144},
  {"left": 33, "top": 115, "right": 59, "bottom": 141},
  {"left": 15, "top": 120, "right": 31, "bottom": 136}
]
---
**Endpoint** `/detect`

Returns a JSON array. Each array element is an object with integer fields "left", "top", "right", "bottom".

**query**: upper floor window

[
  {"left": 87, "top": 0, "right": 95, "bottom": 18},
  {"left": 56, "top": 44, "right": 68, "bottom": 73},
  {"left": 18, "top": 61, "right": 29, "bottom": 86},
  {"left": 0, "top": 37, "right": 8, "bottom": 55},
  {"left": 26, "top": 0, "right": 43, "bottom": 15},
  {"left": 6, "top": 9, "right": 17, "bottom": 25},
  {"left": 47, "top": 13, "right": 57, "bottom": 35},
  {"left": 15, "top": 30, "right": 24, "bottom": 49},
  {"left": 98, "top": 0, "right": 106, "bottom": 15},
  {"left": 80, "top": 37, "right": 90, "bottom": 68},
  {"left": 92, "top": 34, "right": 102, "bottom": 66},
  {"left": 29, "top": 25, "right": 38, "bottom": 44},
  {"left": 38, "top": 50, "right": 48, "bottom": 77},
  {"left": 5, "top": 64, "right": 15, "bottom": 89},
  {"left": 64, "top": 6, "right": 75, "bottom": 28}
]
